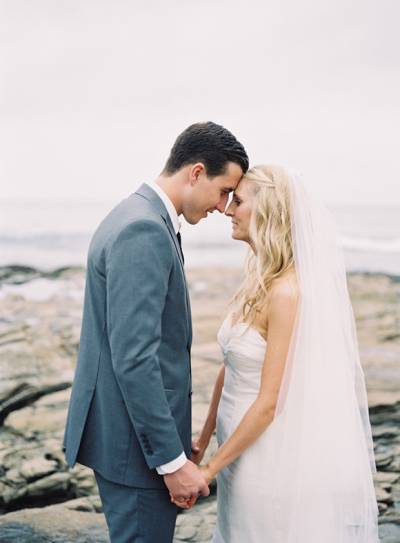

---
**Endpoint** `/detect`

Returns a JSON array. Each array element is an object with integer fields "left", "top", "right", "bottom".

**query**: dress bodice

[
  {"left": 213, "top": 315, "right": 269, "bottom": 543},
  {"left": 217, "top": 316, "right": 267, "bottom": 400}
]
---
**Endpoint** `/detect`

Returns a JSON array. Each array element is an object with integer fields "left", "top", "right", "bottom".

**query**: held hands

[
  {"left": 169, "top": 464, "right": 214, "bottom": 509},
  {"left": 172, "top": 439, "right": 209, "bottom": 509},
  {"left": 163, "top": 460, "right": 210, "bottom": 511}
]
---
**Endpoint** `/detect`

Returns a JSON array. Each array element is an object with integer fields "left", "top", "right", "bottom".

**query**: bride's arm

[
  {"left": 203, "top": 283, "right": 298, "bottom": 481},
  {"left": 191, "top": 365, "right": 225, "bottom": 465}
]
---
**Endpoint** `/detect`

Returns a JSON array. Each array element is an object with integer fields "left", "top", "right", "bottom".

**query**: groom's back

[
  {"left": 63, "top": 188, "right": 192, "bottom": 488},
  {"left": 74, "top": 192, "right": 164, "bottom": 385},
  {"left": 89, "top": 192, "right": 161, "bottom": 265}
]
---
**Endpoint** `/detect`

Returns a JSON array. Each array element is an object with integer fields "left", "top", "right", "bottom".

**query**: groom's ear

[{"left": 188, "top": 163, "right": 206, "bottom": 186}]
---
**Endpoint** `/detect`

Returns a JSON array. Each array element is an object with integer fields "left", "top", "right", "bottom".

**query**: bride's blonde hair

[{"left": 232, "top": 165, "right": 294, "bottom": 324}]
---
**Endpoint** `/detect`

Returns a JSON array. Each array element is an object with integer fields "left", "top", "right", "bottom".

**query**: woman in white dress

[{"left": 190, "top": 165, "right": 380, "bottom": 542}]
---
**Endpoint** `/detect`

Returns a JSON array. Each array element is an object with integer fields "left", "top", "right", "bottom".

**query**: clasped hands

[{"left": 164, "top": 441, "right": 212, "bottom": 510}]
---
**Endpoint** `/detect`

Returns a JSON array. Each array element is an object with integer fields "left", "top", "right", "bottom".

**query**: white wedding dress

[
  {"left": 212, "top": 315, "right": 272, "bottom": 543},
  {"left": 212, "top": 316, "right": 378, "bottom": 543},
  {"left": 212, "top": 313, "right": 379, "bottom": 543}
]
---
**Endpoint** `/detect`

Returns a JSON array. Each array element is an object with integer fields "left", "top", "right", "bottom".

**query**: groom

[{"left": 63, "top": 122, "right": 248, "bottom": 542}]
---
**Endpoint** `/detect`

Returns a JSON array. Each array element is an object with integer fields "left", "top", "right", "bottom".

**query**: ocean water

[{"left": 0, "top": 199, "right": 399, "bottom": 275}]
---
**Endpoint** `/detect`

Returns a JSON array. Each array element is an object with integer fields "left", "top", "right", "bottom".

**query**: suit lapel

[
  {"left": 160, "top": 217, "right": 192, "bottom": 346},
  {"left": 162, "top": 216, "right": 191, "bottom": 317},
  {"left": 136, "top": 184, "right": 185, "bottom": 272},
  {"left": 135, "top": 185, "right": 191, "bottom": 335},
  {"left": 162, "top": 217, "right": 185, "bottom": 272}
]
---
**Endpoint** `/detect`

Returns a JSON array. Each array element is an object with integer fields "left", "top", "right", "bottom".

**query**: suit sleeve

[{"left": 106, "top": 219, "right": 184, "bottom": 469}]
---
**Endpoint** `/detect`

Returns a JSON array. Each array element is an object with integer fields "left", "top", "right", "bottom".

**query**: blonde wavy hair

[{"left": 232, "top": 165, "right": 294, "bottom": 325}]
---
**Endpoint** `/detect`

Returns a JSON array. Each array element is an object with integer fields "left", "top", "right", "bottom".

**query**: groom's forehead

[
  {"left": 221, "top": 162, "right": 244, "bottom": 188},
  {"left": 214, "top": 176, "right": 240, "bottom": 192},
  {"left": 223, "top": 182, "right": 239, "bottom": 192},
  {"left": 220, "top": 174, "right": 243, "bottom": 192}
]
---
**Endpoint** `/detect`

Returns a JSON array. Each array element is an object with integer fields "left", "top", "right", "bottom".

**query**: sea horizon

[{"left": 1, "top": 199, "right": 400, "bottom": 275}]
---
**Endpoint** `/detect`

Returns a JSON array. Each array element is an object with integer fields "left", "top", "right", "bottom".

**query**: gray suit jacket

[{"left": 63, "top": 184, "right": 192, "bottom": 488}]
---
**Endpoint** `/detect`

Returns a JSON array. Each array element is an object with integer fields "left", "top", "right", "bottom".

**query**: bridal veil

[{"left": 261, "top": 173, "right": 380, "bottom": 542}]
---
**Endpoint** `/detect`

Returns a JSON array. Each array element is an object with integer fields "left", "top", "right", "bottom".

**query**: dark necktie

[{"left": 177, "top": 231, "right": 185, "bottom": 264}]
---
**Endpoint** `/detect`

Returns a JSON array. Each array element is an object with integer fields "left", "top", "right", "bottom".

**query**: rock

[
  {"left": 3, "top": 468, "right": 26, "bottom": 486},
  {"left": 1, "top": 267, "right": 400, "bottom": 540},
  {"left": 19, "top": 457, "right": 58, "bottom": 481},
  {"left": 379, "top": 522, "right": 400, "bottom": 543},
  {"left": 174, "top": 496, "right": 217, "bottom": 542},
  {"left": 0, "top": 500, "right": 108, "bottom": 542},
  {"left": 0, "top": 437, "right": 96, "bottom": 511},
  {"left": 2, "top": 472, "right": 71, "bottom": 507},
  {"left": 375, "top": 486, "right": 393, "bottom": 504},
  {"left": 63, "top": 495, "right": 102, "bottom": 513},
  {"left": 0, "top": 266, "right": 41, "bottom": 286},
  {"left": 373, "top": 425, "right": 400, "bottom": 440},
  {"left": 378, "top": 502, "right": 389, "bottom": 514},
  {"left": 25, "top": 471, "right": 71, "bottom": 494},
  {"left": 375, "top": 452, "right": 394, "bottom": 470},
  {"left": 374, "top": 472, "right": 400, "bottom": 485}
]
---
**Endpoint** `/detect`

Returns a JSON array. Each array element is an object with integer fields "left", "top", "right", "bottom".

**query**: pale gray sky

[{"left": 1, "top": 0, "right": 399, "bottom": 204}]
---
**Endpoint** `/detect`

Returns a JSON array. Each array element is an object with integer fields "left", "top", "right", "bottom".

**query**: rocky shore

[{"left": 0, "top": 265, "right": 399, "bottom": 542}]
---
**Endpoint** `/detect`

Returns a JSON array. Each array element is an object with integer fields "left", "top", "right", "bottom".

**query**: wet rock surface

[
  {"left": 0, "top": 496, "right": 107, "bottom": 542},
  {"left": 0, "top": 266, "right": 399, "bottom": 541}
]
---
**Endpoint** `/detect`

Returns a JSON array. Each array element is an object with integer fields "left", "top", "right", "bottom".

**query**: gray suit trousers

[{"left": 95, "top": 471, "right": 178, "bottom": 543}]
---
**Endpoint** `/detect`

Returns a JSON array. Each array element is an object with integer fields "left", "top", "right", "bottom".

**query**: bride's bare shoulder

[
  {"left": 270, "top": 269, "right": 299, "bottom": 303},
  {"left": 263, "top": 272, "right": 299, "bottom": 329}
]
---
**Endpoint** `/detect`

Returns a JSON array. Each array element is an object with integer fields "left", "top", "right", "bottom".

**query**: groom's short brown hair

[{"left": 163, "top": 122, "right": 249, "bottom": 177}]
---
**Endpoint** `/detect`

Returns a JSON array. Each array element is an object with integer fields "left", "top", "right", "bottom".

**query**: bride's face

[{"left": 225, "top": 179, "right": 255, "bottom": 243}]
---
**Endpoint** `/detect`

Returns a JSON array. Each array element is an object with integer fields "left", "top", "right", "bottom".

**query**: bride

[{"left": 189, "top": 165, "right": 380, "bottom": 542}]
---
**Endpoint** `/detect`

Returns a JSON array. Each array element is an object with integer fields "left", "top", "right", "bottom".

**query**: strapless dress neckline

[{"left": 218, "top": 316, "right": 267, "bottom": 349}]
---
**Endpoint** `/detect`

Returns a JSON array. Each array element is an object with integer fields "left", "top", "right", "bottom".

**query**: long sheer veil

[{"left": 262, "top": 173, "right": 380, "bottom": 542}]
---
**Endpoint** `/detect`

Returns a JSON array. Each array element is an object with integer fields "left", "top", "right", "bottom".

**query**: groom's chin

[{"left": 186, "top": 213, "right": 205, "bottom": 225}]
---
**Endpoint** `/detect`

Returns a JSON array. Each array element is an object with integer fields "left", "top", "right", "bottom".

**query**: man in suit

[{"left": 63, "top": 121, "right": 248, "bottom": 542}]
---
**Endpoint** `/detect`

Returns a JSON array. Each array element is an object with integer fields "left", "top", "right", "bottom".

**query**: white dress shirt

[
  {"left": 145, "top": 183, "right": 187, "bottom": 475},
  {"left": 148, "top": 182, "right": 181, "bottom": 234}
]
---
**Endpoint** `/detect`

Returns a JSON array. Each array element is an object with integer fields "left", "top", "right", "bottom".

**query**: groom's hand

[
  {"left": 163, "top": 459, "right": 210, "bottom": 505},
  {"left": 169, "top": 492, "right": 198, "bottom": 509}
]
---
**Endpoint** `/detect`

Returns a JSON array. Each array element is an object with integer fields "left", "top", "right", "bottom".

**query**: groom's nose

[
  {"left": 225, "top": 201, "right": 234, "bottom": 216},
  {"left": 215, "top": 194, "right": 229, "bottom": 213}
]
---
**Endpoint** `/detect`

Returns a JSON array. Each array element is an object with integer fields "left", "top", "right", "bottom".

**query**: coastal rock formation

[
  {"left": 0, "top": 266, "right": 399, "bottom": 541},
  {"left": 0, "top": 496, "right": 107, "bottom": 543}
]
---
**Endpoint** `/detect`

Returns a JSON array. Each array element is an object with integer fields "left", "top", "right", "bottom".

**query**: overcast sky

[{"left": 1, "top": 0, "right": 399, "bottom": 205}]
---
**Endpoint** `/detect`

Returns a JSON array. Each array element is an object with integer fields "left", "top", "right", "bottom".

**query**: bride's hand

[
  {"left": 199, "top": 464, "right": 213, "bottom": 484},
  {"left": 190, "top": 439, "right": 207, "bottom": 465}
]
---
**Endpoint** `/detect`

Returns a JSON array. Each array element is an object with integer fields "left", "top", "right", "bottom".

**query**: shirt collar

[{"left": 147, "top": 182, "right": 181, "bottom": 234}]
